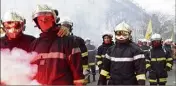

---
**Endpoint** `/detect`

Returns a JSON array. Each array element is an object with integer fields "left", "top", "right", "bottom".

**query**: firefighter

[
  {"left": 140, "top": 39, "right": 150, "bottom": 60},
  {"left": 140, "top": 39, "right": 150, "bottom": 52},
  {"left": 30, "top": 4, "right": 85, "bottom": 85},
  {"left": 96, "top": 32, "right": 114, "bottom": 73},
  {"left": 0, "top": 11, "right": 35, "bottom": 51},
  {"left": 60, "top": 17, "right": 89, "bottom": 84},
  {"left": 96, "top": 32, "right": 114, "bottom": 82},
  {"left": 98, "top": 22, "right": 146, "bottom": 85},
  {"left": 140, "top": 39, "right": 151, "bottom": 76},
  {"left": 85, "top": 38, "right": 97, "bottom": 82},
  {"left": 146, "top": 33, "right": 173, "bottom": 85}
]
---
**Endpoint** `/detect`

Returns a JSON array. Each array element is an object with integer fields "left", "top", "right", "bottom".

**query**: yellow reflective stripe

[
  {"left": 167, "top": 58, "right": 173, "bottom": 61},
  {"left": 106, "top": 75, "right": 110, "bottom": 79},
  {"left": 100, "top": 70, "right": 109, "bottom": 77},
  {"left": 81, "top": 52, "right": 88, "bottom": 57},
  {"left": 136, "top": 74, "right": 146, "bottom": 80},
  {"left": 145, "top": 59, "right": 150, "bottom": 62},
  {"left": 97, "top": 61, "right": 103, "bottom": 65},
  {"left": 166, "top": 63, "right": 172, "bottom": 68},
  {"left": 151, "top": 58, "right": 157, "bottom": 61},
  {"left": 149, "top": 79, "right": 157, "bottom": 82},
  {"left": 82, "top": 65, "right": 89, "bottom": 70},
  {"left": 101, "top": 55, "right": 105, "bottom": 58},
  {"left": 157, "top": 57, "right": 166, "bottom": 61},
  {"left": 89, "top": 63, "right": 95, "bottom": 65},
  {"left": 151, "top": 57, "right": 166, "bottom": 61},
  {"left": 96, "top": 55, "right": 102, "bottom": 58},
  {"left": 74, "top": 79, "right": 85, "bottom": 84},
  {"left": 159, "top": 78, "right": 167, "bottom": 82},
  {"left": 146, "top": 64, "right": 151, "bottom": 69}
]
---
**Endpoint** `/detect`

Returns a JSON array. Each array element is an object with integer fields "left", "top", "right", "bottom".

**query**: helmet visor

[
  {"left": 115, "top": 31, "right": 129, "bottom": 36},
  {"left": 33, "top": 12, "right": 54, "bottom": 19}
]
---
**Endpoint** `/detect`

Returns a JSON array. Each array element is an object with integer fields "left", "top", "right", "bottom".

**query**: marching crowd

[{"left": 0, "top": 4, "right": 176, "bottom": 85}]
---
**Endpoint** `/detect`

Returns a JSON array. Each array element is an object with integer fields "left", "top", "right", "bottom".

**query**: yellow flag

[{"left": 145, "top": 19, "right": 153, "bottom": 40}]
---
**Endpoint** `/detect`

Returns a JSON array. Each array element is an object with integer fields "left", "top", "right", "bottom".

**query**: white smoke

[{"left": 1, "top": 47, "right": 40, "bottom": 85}]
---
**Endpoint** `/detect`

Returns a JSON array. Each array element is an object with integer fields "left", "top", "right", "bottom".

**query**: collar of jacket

[
  {"left": 102, "top": 41, "right": 114, "bottom": 46},
  {"left": 152, "top": 45, "right": 163, "bottom": 49},
  {"left": 5, "top": 32, "right": 24, "bottom": 42},
  {"left": 39, "top": 28, "right": 58, "bottom": 39},
  {"left": 115, "top": 41, "right": 132, "bottom": 48}
]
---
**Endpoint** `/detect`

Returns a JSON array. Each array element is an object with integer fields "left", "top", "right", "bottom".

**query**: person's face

[
  {"left": 3, "top": 21, "right": 24, "bottom": 39},
  {"left": 115, "top": 31, "right": 129, "bottom": 40},
  {"left": 104, "top": 36, "right": 111, "bottom": 44},
  {"left": 115, "top": 31, "right": 129, "bottom": 43},
  {"left": 152, "top": 40, "right": 162, "bottom": 47},
  {"left": 142, "top": 42, "right": 147, "bottom": 46},
  {"left": 36, "top": 12, "right": 55, "bottom": 32}
]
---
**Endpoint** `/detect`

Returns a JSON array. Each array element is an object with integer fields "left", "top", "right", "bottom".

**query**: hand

[{"left": 57, "top": 26, "right": 70, "bottom": 37}]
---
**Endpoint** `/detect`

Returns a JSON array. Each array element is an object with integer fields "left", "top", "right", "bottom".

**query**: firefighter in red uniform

[
  {"left": 0, "top": 11, "right": 35, "bottom": 51},
  {"left": 0, "top": 10, "right": 70, "bottom": 51},
  {"left": 98, "top": 22, "right": 146, "bottom": 85},
  {"left": 146, "top": 33, "right": 173, "bottom": 85},
  {"left": 59, "top": 17, "right": 89, "bottom": 84},
  {"left": 30, "top": 4, "right": 85, "bottom": 85}
]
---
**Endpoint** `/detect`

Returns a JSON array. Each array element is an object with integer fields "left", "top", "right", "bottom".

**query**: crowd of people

[{"left": 0, "top": 4, "right": 176, "bottom": 85}]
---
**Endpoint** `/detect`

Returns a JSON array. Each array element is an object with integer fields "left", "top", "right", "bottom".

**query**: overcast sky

[{"left": 133, "top": 0, "right": 175, "bottom": 15}]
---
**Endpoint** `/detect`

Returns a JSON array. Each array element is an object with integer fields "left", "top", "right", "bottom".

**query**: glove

[
  {"left": 57, "top": 26, "right": 70, "bottom": 37},
  {"left": 138, "top": 80, "right": 145, "bottom": 85}
]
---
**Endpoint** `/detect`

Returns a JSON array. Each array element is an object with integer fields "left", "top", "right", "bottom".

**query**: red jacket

[{"left": 30, "top": 30, "right": 84, "bottom": 85}]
